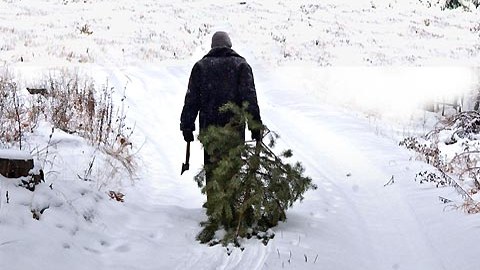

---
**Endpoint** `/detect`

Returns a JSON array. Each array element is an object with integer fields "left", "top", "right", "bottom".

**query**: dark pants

[
  {"left": 204, "top": 150, "right": 213, "bottom": 207},
  {"left": 203, "top": 145, "right": 240, "bottom": 224},
  {"left": 201, "top": 126, "right": 245, "bottom": 225}
]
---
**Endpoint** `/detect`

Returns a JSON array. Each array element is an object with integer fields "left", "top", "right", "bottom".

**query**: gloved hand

[
  {"left": 251, "top": 128, "right": 262, "bottom": 142},
  {"left": 183, "top": 130, "right": 194, "bottom": 142}
]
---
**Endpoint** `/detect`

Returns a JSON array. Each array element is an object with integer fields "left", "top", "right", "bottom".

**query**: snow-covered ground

[
  {"left": 1, "top": 1, "right": 480, "bottom": 270},
  {"left": 1, "top": 0, "right": 480, "bottom": 66}
]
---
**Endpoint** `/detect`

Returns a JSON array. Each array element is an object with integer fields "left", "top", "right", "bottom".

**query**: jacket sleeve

[
  {"left": 238, "top": 62, "right": 262, "bottom": 129},
  {"left": 180, "top": 63, "right": 201, "bottom": 131}
]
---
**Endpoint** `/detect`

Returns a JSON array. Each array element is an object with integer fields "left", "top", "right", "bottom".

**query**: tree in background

[{"left": 443, "top": 0, "right": 479, "bottom": 10}]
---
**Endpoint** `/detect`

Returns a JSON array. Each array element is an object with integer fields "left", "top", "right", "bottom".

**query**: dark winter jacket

[{"left": 180, "top": 47, "right": 261, "bottom": 137}]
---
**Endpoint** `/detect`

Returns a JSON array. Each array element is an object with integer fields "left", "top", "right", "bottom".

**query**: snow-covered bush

[
  {"left": 0, "top": 70, "right": 136, "bottom": 188},
  {"left": 0, "top": 70, "right": 137, "bottom": 237},
  {"left": 0, "top": 71, "right": 29, "bottom": 149},
  {"left": 400, "top": 111, "right": 480, "bottom": 212},
  {"left": 39, "top": 70, "right": 137, "bottom": 185},
  {"left": 29, "top": 70, "right": 132, "bottom": 148}
]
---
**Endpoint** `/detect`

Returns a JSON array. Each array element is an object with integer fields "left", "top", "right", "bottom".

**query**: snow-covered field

[
  {"left": 1, "top": 0, "right": 480, "bottom": 66},
  {"left": 1, "top": 0, "right": 480, "bottom": 269}
]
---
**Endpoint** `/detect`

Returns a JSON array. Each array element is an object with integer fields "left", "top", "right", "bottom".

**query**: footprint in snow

[
  {"left": 114, "top": 244, "right": 130, "bottom": 253},
  {"left": 100, "top": 240, "right": 110, "bottom": 247}
]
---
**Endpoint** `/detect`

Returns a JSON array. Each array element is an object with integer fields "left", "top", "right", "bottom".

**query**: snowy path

[
  {"left": 259, "top": 81, "right": 445, "bottom": 269},
  {"left": 94, "top": 64, "right": 479, "bottom": 270},
  {"left": 2, "top": 0, "right": 480, "bottom": 269},
  {"left": 2, "top": 63, "right": 478, "bottom": 270}
]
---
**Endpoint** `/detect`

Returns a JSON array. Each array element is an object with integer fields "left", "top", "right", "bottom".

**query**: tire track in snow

[
  {"left": 118, "top": 65, "right": 277, "bottom": 269},
  {"left": 103, "top": 64, "right": 451, "bottom": 269},
  {"left": 103, "top": 65, "right": 206, "bottom": 207},
  {"left": 94, "top": 66, "right": 215, "bottom": 270},
  {"left": 256, "top": 69, "right": 448, "bottom": 269},
  {"left": 101, "top": 65, "right": 271, "bottom": 270},
  {"left": 263, "top": 104, "right": 384, "bottom": 269}
]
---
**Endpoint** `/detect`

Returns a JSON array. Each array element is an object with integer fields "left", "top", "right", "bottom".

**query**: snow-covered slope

[{"left": 1, "top": 1, "right": 480, "bottom": 270}]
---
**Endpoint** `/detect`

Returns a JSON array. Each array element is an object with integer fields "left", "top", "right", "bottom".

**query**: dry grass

[
  {"left": 0, "top": 69, "right": 137, "bottom": 189},
  {"left": 0, "top": 71, "right": 28, "bottom": 148},
  {"left": 461, "top": 199, "right": 480, "bottom": 214}
]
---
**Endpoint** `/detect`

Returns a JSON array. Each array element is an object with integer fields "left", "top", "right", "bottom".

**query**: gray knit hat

[{"left": 211, "top": 31, "right": 232, "bottom": 48}]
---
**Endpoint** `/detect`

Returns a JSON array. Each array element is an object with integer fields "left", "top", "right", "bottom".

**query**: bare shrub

[
  {"left": 41, "top": 70, "right": 137, "bottom": 185},
  {"left": 79, "top": 24, "right": 93, "bottom": 35},
  {"left": 401, "top": 111, "right": 480, "bottom": 214},
  {"left": 399, "top": 136, "right": 445, "bottom": 170},
  {"left": 108, "top": 190, "right": 125, "bottom": 202},
  {"left": 95, "top": 134, "right": 138, "bottom": 191},
  {"left": 461, "top": 200, "right": 480, "bottom": 214},
  {"left": 0, "top": 70, "right": 137, "bottom": 190},
  {"left": 37, "top": 70, "right": 129, "bottom": 148},
  {"left": 0, "top": 71, "right": 31, "bottom": 149},
  {"left": 44, "top": 71, "right": 95, "bottom": 135}
]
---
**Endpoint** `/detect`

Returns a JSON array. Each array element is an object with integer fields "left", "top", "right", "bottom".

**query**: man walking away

[{"left": 180, "top": 31, "right": 262, "bottom": 237}]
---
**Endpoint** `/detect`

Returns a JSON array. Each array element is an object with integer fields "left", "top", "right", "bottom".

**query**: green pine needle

[{"left": 194, "top": 102, "right": 316, "bottom": 246}]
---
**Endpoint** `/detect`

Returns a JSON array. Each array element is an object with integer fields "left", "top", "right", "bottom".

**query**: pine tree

[{"left": 194, "top": 102, "right": 317, "bottom": 246}]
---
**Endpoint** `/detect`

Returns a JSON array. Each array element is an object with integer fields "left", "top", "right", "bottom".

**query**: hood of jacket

[{"left": 203, "top": 47, "right": 244, "bottom": 59}]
